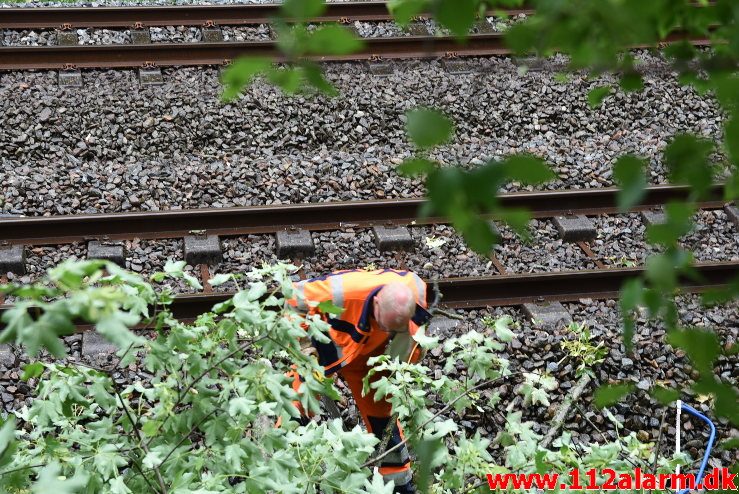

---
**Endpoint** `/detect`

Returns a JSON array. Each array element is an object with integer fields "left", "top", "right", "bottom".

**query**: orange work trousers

[{"left": 289, "top": 343, "right": 413, "bottom": 489}]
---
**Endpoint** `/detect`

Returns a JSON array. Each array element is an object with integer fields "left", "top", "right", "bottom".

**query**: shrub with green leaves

[
  {"left": 0, "top": 260, "right": 691, "bottom": 493},
  {"left": 559, "top": 321, "right": 608, "bottom": 378}
]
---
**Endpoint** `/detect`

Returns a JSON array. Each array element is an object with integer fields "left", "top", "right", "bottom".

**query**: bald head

[{"left": 373, "top": 282, "right": 415, "bottom": 333}]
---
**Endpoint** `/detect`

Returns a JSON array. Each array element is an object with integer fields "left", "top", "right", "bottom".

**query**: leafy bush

[{"left": 0, "top": 261, "right": 688, "bottom": 493}]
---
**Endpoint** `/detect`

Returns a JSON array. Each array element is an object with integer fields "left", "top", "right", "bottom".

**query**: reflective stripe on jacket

[{"left": 288, "top": 269, "right": 431, "bottom": 375}]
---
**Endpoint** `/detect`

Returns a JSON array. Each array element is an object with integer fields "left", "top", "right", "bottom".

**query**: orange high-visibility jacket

[{"left": 289, "top": 269, "right": 431, "bottom": 376}]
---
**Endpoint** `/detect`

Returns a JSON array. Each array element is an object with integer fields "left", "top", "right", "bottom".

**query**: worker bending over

[{"left": 287, "top": 269, "right": 431, "bottom": 494}]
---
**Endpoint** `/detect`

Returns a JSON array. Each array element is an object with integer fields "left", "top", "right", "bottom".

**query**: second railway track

[
  {"left": 0, "top": 2, "right": 534, "bottom": 29},
  {"left": 1, "top": 184, "right": 737, "bottom": 325},
  {"left": 0, "top": 184, "right": 728, "bottom": 246}
]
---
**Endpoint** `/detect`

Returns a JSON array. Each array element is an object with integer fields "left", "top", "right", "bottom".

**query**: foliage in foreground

[
  {"left": 220, "top": 0, "right": 739, "bottom": 436},
  {"left": 0, "top": 261, "right": 691, "bottom": 493}
]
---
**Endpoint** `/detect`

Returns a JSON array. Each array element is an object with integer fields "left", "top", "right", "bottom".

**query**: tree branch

[
  {"left": 157, "top": 408, "right": 218, "bottom": 470},
  {"left": 540, "top": 373, "right": 592, "bottom": 449},
  {"left": 114, "top": 386, "right": 168, "bottom": 494},
  {"left": 362, "top": 373, "right": 524, "bottom": 468},
  {"left": 145, "top": 336, "right": 265, "bottom": 448}
]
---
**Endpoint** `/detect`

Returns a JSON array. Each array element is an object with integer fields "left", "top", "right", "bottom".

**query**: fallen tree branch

[{"left": 540, "top": 373, "right": 592, "bottom": 449}]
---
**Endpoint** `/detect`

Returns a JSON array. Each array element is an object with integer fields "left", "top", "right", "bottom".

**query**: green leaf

[
  {"left": 412, "top": 325, "right": 439, "bottom": 349},
  {"left": 588, "top": 86, "right": 611, "bottom": 108},
  {"left": 534, "top": 450, "right": 549, "bottom": 474},
  {"left": 208, "top": 273, "right": 232, "bottom": 287},
  {"left": 0, "top": 417, "right": 16, "bottom": 469},
  {"left": 502, "top": 154, "right": 555, "bottom": 185},
  {"left": 95, "top": 314, "right": 145, "bottom": 352},
  {"left": 692, "top": 376, "right": 739, "bottom": 427},
  {"left": 651, "top": 386, "right": 680, "bottom": 405},
  {"left": 667, "top": 328, "right": 720, "bottom": 375},
  {"left": 436, "top": 0, "right": 476, "bottom": 37},
  {"left": 613, "top": 155, "right": 647, "bottom": 211},
  {"left": 414, "top": 436, "right": 446, "bottom": 493},
  {"left": 504, "top": 22, "right": 538, "bottom": 55},
  {"left": 664, "top": 133, "right": 715, "bottom": 198},
  {"left": 221, "top": 57, "right": 272, "bottom": 101},
  {"left": 646, "top": 202, "right": 694, "bottom": 246},
  {"left": 724, "top": 117, "right": 739, "bottom": 165},
  {"left": 720, "top": 437, "right": 739, "bottom": 450},
  {"left": 619, "top": 278, "right": 643, "bottom": 312},
  {"left": 32, "top": 463, "right": 88, "bottom": 494},
  {"left": 493, "top": 316, "right": 515, "bottom": 343},
  {"left": 406, "top": 108, "right": 454, "bottom": 149},
  {"left": 21, "top": 362, "right": 44, "bottom": 381},
  {"left": 108, "top": 477, "right": 132, "bottom": 494},
  {"left": 460, "top": 216, "right": 500, "bottom": 254},
  {"left": 620, "top": 73, "right": 644, "bottom": 92},
  {"left": 317, "top": 300, "right": 344, "bottom": 316},
  {"left": 281, "top": 0, "right": 326, "bottom": 22},
  {"left": 388, "top": 0, "right": 427, "bottom": 26},
  {"left": 306, "top": 25, "right": 365, "bottom": 56},
  {"left": 142, "top": 451, "right": 163, "bottom": 470},
  {"left": 228, "top": 397, "right": 256, "bottom": 417},
  {"left": 267, "top": 67, "right": 303, "bottom": 94},
  {"left": 497, "top": 209, "right": 531, "bottom": 241},
  {"left": 622, "top": 316, "right": 635, "bottom": 355},
  {"left": 141, "top": 420, "right": 162, "bottom": 437},
  {"left": 594, "top": 383, "right": 634, "bottom": 408},
  {"left": 645, "top": 254, "right": 676, "bottom": 290},
  {"left": 225, "top": 444, "right": 247, "bottom": 471},
  {"left": 302, "top": 61, "right": 338, "bottom": 97},
  {"left": 397, "top": 158, "right": 436, "bottom": 177}
]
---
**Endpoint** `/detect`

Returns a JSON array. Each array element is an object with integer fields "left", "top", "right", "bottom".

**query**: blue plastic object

[{"left": 676, "top": 403, "right": 717, "bottom": 494}]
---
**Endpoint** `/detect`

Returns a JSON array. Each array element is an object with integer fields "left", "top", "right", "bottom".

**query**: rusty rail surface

[
  {"left": 165, "top": 262, "right": 738, "bottom": 312},
  {"left": 0, "top": 184, "right": 727, "bottom": 246},
  {"left": 0, "top": 32, "right": 711, "bottom": 71},
  {"left": 0, "top": 33, "right": 512, "bottom": 70},
  {"left": 1, "top": 262, "right": 733, "bottom": 329},
  {"left": 0, "top": 2, "right": 535, "bottom": 29}
]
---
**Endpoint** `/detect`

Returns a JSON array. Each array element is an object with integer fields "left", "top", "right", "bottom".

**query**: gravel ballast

[
  {"left": 0, "top": 55, "right": 723, "bottom": 216},
  {"left": 494, "top": 220, "right": 598, "bottom": 273}
]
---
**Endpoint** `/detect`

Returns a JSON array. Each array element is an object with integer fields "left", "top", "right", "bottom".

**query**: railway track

[
  {"left": 0, "top": 184, "right": 726, "bottom": 246},
  {"left": 0, "top": 0, "right": 711, "bottom": 72},
  {"left": 1, "top": 262, "right": 736, "bottom": 327},
  {"left": 1, "top": 183, "right": 736, "bottom": 328},
  {"left": 0, "top": 2, "right": 534, "bottom": 29},
  {"left": 0, "top": 32, "right": 711, "bottom": 71}
]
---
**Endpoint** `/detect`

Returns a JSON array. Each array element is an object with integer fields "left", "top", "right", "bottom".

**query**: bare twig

[
  {"left": 114, "top": 387, "right": 168, "bottom": 494},
  {"left": 648, "top": 408, "right": 669, "bottom": 494},
  {"left": 428, "top": 281, "right": 443, "bottom": 313},
  {"left": 541, "top": 374, "right": 592, "bottom": 449},
  {"left": 0, "top": 463, "right": 46, "bottom": 476},
  {"left": 430, "top": 308, "right": 464, "bottom": 320},
  {"left": 573, "top": 402, "right": 609, "bottom": 444},
  {"left": 157, "top": 408, "right": 218, "bottom": 470}
]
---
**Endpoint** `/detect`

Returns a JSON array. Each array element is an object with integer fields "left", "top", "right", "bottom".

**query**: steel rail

[
  {"left": 2, "top": 262, "right": 729, "bottom": 328},
  {"left": 166, "top": 262, "right": 738, "bottom": 312},
  {"left": 0, "top": 32, "right": 711, "bottom": 71},
  {"left": 0, "top": 2, "right": 535, "bottom": 29},
  {"left": 0, "top": 33, "right": 511, "bottom": 70},
  {"left": 0, "top": 184, "right": 727, "bottom": 246}
]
